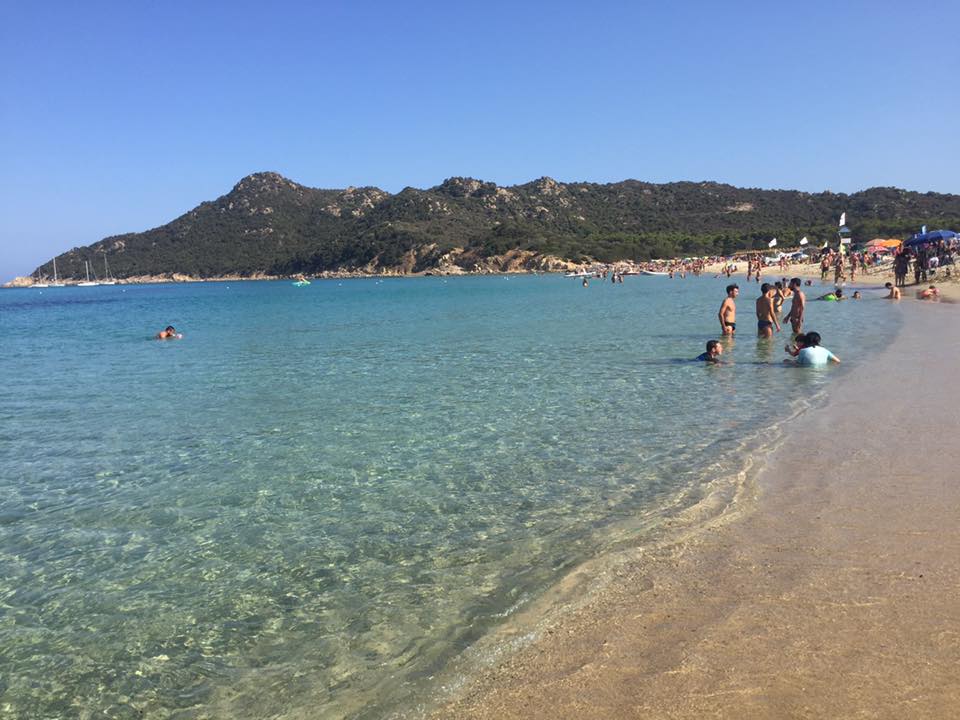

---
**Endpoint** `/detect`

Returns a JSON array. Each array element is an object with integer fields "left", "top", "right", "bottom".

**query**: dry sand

[{"left": 429, "top": 299, "right": 960, "bottom": 719}]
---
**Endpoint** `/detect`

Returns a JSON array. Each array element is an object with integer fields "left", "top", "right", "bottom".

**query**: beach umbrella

[{"left": 905, "top": 230, "right": 954, "bottom": 247}]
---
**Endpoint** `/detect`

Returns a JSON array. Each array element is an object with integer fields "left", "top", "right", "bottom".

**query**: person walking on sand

[
  {"left": 755, "top": 283, "right": 781, "bottom": 338},
  {"left": 718, "top": 284, "right": 739, "bottom": 335},
  {"left": 885, "top": 282, "right": 901, "bottom": 300},
  {"left": 786, "top": 277, "right": 806, "bottom": 333},
  {"left": 894, "top": 251, "right": 909, "bottom": 288},
  {"left": 834, "top": 253, "right": 846, "bottom": 285}
]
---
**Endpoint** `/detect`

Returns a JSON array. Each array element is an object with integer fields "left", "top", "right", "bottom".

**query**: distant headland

[{"left": 12, "top": 173, "right": 960, "bottom": 286}]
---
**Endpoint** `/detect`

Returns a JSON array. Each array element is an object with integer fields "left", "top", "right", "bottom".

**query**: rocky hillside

[{"left": 33, "top": 172, "right": 960, "bottom": 279}]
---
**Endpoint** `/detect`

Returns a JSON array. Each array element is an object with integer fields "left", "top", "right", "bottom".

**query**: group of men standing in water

[
  {"left": 718, "top": 277, "right": 806, "bottom": 339},
  {"left": 705, "top": 278, "right": 842, "bottom": 365}
]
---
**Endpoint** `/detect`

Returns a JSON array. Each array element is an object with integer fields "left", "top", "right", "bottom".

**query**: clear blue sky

[{"left": 2, "top": 0, "right": 958, "bottom": 279}]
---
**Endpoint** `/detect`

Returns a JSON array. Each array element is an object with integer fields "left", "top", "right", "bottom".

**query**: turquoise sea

[{"left": 0, "top": 275, "right": 898, "bottom": 719}]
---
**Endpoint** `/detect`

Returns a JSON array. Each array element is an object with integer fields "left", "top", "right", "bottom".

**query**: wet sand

[{"left": 431, "top": 299, "right": 960, "bottom": 719}]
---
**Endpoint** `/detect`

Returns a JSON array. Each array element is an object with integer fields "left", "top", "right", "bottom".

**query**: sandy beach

[
  {"left": 430, "top": 297, "right": 960, "bottom": 718},
  {"left": 706, "top": 257, "right": 960, "bottom": 302}
]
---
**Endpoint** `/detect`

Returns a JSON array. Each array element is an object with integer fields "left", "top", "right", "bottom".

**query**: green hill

[{"left": 34, "top": 172, "right": 960, "bottom": 279}]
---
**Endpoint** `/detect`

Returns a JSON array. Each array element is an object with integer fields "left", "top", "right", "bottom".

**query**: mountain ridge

[{"left": 30, "top": 172, "right": 960, "bottom": 280}]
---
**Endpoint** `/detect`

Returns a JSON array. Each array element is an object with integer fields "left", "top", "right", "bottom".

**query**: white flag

[
  {"left": 839, "top": 212, "right": 846, "bottom": 227},
  {"left": 799, "top": 236, "right": 809, "bottom": 245},
  {"left": 768, "top": 238, "right": 777, "bottom": 248},
  {"left": 921, "top": 225, "right": 927, "bottom": 234},
  {"left": 822, "top": 241, "right": 829, "bottom": 249}
]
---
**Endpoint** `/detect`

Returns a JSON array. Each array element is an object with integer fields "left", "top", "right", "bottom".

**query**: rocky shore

[{"left": 4, "top": 250, "right": 588, "bottom": 288}]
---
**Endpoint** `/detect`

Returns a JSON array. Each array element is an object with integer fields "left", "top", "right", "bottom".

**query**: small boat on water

[
  {"left": 33, "top": 257, "right": 66, "bottom": 288},
  {"left": 292, "top": 279, "right": 311, "bottom": 287},
  {"left": 564, "top": 271, "right": 595, "bottom": 278},
  {"left": 77, "top": 260, "right": 99, "bottom": 287},
  {"left": 100, "top": 255, "right": 117, "bottom": 285},
  {"left": 640, "top": 270, "right": 669, "bottom": 276}
]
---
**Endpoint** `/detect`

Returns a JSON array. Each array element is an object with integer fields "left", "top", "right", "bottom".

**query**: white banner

[
  {"left": 840, "top": 237, "right": 852, "bottom": 244},
  {"left": 768, "top": 238, "right": 777, "bottom": 248}
]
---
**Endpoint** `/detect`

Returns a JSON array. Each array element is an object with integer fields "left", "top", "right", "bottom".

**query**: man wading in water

[
  {"left": 756, "top": 283, "right": 781, "bottom": 338},
  {"left": 718, "top": 284, "right": 739, "bottom": 335},
  {"left": 786, "top": 277, "right": 806, "bottom": 334}
]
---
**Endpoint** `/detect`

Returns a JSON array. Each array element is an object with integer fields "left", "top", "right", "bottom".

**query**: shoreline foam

[{"left": 427, "top": 300, "right": 960, "bottom": 718}]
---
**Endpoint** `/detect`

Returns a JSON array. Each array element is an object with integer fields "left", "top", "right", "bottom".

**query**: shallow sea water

[{"left": 0, "top": 275, "right": 898, "bottom": 719}]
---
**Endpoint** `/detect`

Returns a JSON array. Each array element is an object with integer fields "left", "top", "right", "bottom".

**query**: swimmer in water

[
  {"left": 696, "top": 339, "right": 724, "bottom": 363},
  {"left": 919, "top": 285, "right": 940, "bottom": 300},
  {"left": 885, "top": 282, "right": 901, "bottom": 300},
  {"left": 156, "top": 325, "right": 182, "bottom": 340}
]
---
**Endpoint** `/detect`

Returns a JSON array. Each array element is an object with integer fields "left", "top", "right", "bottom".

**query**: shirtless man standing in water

[
  {"left": 718, "top": 284, "right": 739, "bottom": 335},
  {"left": 786, "top": 277, "right": 806, "bottom": 333},
  {"left": 756, "top": 283, "right": 781, "bottom": 338}
]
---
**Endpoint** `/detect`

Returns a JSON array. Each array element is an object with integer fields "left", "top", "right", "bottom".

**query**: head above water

[
  {"left": 790, "top": 277, "right": 802, "bottom": 289},
  {"left": 805, "top": 331, "right": 822, "bottom": 347},
  {"left": 705, "top": 339, "right": 721, "bottom": 355},
  {"left": 726, "top": 283, "right": 739, "bottom": 296},
  {"left": 760, "top": 283, "right": 772, "bottom": 295},
  {"left": 165, "top": 326, "right": 176, "bottom": 333}
]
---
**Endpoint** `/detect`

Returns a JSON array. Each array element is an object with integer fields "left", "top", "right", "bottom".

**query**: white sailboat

[
  {"left": 78, "top": 260, "right": 100, "bottom": 287},
  {"left": 100, "top": 255, "right": 117, "bottom": 285},
  {"left": 50, "top": 257, "right": 65, "bottom": 287}
]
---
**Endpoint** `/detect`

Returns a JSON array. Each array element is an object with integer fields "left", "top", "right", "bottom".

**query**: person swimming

[
  {"left": 696, "top": 339, "right": 724, "bottom": 363},
  {"left": 156, "top": 325, "right": 182, "bottom": 340},
  {"left": 817, "top": 288, "right": 844, "bottom": 301}
]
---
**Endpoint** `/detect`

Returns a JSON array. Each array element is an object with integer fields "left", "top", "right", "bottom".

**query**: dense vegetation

[{"left": 35, "top": 173, "right": 960, "bottom": 279}]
